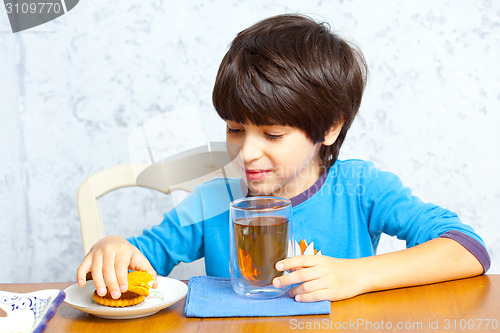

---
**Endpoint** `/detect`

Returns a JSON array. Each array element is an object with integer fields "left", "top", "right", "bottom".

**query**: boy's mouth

[{"left": 245, "top": 168, "right": 271, "bottom": 181}]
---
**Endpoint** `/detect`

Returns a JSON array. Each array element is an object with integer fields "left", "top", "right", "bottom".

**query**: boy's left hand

[{"left": 272, "top": 255, "right": 368, "bottom": 302}]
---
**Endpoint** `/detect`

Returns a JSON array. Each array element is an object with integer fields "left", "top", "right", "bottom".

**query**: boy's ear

[{"left": 322, "top": 123, "right": 343, "bottom": 146}]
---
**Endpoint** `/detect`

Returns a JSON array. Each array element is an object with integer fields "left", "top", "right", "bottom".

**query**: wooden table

[{"left": 1, "top": 275, "right": 499, "bottom": 333}]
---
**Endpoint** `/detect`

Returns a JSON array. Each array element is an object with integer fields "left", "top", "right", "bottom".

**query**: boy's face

[{"left": 226, "top": 120, "right": 322, "bottom": 199}]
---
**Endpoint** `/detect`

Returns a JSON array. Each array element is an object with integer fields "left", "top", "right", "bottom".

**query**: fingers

[
  {"left": 90, "top": 254, "right": 107, "bottom": 297},
  {"left": 114, "top": 245, "right": 135, "bottom": 294},
  {"left": 152, "top": 276, "right": 159, "bottom": 289},
  {"left": 289, "top": 278, "right": 325, "bottom": 299},
  {"left": 103, "top": 251, "right": 129, "bottom": 299},
  {"left": 273, "top": 255, "right": 334, "bottom": 302},
  {"left": 78, "top": 239, "right": 133, "bottom": 299},
  {"left": 293, "top": 289, "right": 330, "bottom": 303},
  {"left": 273, "top": 266, "right": 319, "bottom": 289},
  {"left": 148, "top": 267, "right": 159, "bottom": 289},
  {"left": 76, "top": 237, "right": 157, "bottom": 298},
  {"left": 76, "top": 254, "right": 92, "bottom": 287},
  {"left": 101, "top": 244, "right": 136, "bottom": 299},
  {"left": 276, "top": 255, "right": 320, "bottom": 272},
  {"left": 273, "top": 268, "right": 331, "bottom": 302},
  {"left": 115, "top": 259, "right": 130, "bottom": 293}
]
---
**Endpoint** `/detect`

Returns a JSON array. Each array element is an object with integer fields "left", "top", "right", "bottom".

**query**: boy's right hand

[{"left": 76, "top": 235, "right": 158, "bottom": 300}]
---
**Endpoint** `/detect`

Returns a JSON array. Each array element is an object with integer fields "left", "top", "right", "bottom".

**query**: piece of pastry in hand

[
  {"left": 93, "top": 271, "right": 154, "bottom": 307},
  {"left": 127, "top": 271, "right": 154, "bottom": 296}
]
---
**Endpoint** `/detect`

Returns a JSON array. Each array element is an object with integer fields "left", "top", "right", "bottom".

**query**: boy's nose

[{"left": 240, "top": 136, "right": 263, "bottom": 163}]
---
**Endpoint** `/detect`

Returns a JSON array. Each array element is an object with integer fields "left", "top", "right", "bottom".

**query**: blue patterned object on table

[{"left": 0, "top": 289, "right": 65, "bottom": 333}]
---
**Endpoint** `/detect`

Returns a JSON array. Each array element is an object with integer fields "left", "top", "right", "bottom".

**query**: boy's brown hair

[{"left": 213, "top": 14, "right": 367, "bottom": 170}]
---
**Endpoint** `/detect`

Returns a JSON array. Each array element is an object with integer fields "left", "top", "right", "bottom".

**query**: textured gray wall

[{"left": 1, "top": 0, "right": 498, "bottom": 283}]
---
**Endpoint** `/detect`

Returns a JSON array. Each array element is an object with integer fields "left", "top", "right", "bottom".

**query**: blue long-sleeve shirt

[{"left": 128, "top": 159, "right": 490, "bottom": 277}]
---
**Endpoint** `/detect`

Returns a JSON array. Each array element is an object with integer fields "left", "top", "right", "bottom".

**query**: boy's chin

[{"left": 247, "top": 183, "right": 284, "bottom": 197}]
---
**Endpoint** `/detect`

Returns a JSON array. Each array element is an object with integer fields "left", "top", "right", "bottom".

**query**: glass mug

[{"left": 229, "top": 196, "right": 293, "bottom": 298}]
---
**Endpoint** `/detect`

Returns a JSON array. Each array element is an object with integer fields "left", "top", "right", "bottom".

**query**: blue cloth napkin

[{"left": 184, "top": 276, "right": 330, "bottom": 317}]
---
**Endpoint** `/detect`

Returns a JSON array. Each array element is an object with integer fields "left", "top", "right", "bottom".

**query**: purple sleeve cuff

[{"left": 439, "top": 230, "right": 491, "bottom": 273}]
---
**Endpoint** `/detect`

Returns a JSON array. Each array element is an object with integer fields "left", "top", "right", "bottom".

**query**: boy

[{"left": 77, "top": 14, "right": 489, "bottom": 302}]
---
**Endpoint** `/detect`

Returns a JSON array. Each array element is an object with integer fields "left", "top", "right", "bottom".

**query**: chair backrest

[
  {"left": 77, "top": 151, "right": 235, "bottom": 255},
  {"left": 78, "top": 164, "right": 175, "bottom": 254}
]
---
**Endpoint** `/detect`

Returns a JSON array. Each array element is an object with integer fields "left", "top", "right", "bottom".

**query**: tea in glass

[{"left": 229, "top": 197, "right": 293, "bottom": 298}]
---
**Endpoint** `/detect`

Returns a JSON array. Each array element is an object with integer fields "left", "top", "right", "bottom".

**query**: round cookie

[{"left": 92, "top": 290, "right": 145, "bottom": 307}]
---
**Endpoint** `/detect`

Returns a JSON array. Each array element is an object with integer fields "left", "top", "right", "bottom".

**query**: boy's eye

[
  {"left": 227, "top": 127, "right": 242, "bottom": 134},
  {"left": 226, "top": 125, "right": 283, "bottom": 141},
  {"left": 265, "top": 133, "right": 284, "bottom": 141}
]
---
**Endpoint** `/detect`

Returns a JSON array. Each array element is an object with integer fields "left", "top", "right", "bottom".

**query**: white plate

[{"left": 63, "top": 277, "right": 188, "bottom": 319}]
